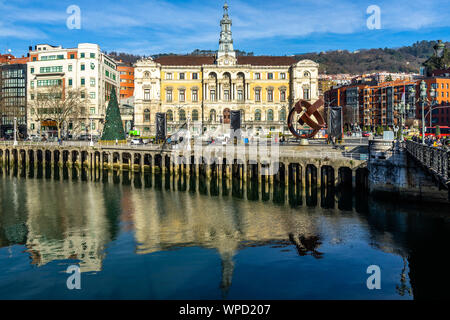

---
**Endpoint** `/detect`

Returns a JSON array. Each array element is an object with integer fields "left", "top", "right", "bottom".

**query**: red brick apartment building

[
  {"left": 117, "top": 61, "right": 134, "bottom": 99},
  {"left": 325, "top": 77, "right": 450, "bottom": 129}
]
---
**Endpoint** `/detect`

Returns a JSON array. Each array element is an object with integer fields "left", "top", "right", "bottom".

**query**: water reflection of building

[
  {"left": 360, "top": 199, "right": 450, "bottom": 300},
  {"left": 131, "top": 190, "right": 321, "bottom": 293},
  {"left": 0, "top": 178, "right": 29, "bottom": 248},
  {"left": 3, "top": 171, "right": 448, "bottom": 299},
  {"left": 23, "top": 180, "right": 112, "bottom": 273}
]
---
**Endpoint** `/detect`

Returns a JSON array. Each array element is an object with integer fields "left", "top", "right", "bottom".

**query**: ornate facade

[{"left": 134, "top": 2, "right": 319, "bottom": 136}]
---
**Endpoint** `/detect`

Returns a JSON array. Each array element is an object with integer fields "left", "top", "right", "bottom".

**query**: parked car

[
  {"left": 62, "top": 134, "right": 74, "bottom": 140},
  {"left": 130, "top": 138, "right": 144, "bottom": 145},
  {"left": 27, "top": 134, "right": 41, "bottom": 142},
  {"left": 78, "top": 134, "right": 91, "bottom": 141},
  {"left": 362, "top": 132, "right": 371, "bottom": 137}
]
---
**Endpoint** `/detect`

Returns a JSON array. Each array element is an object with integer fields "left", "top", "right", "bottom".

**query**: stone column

[
  {"left": 301, "top": 165, "right": 306, "bottom": 190},
  {"left": 153, "top": 156, "right": 158, "bottom": 174},
  {"left": 87, "top": 152, "right": 91, "bottom": 169},
  {"left": 206, "top": 163, "right": 212, "bottom": 179},
  {"left": 196, "top": 158, "right": 200, "bottom": 179},
  {"left": 162, "top": 156, "right": 166, "bottom": 175},
  {"left": 50, "top": 150, "right": 55, "bottom": 168},
  {"left": 68, "top": 151, "right": 71, "bottom": 168},
  {"left": 285, "top": 163, "right": 289, "bottom": 186},
  {"left": 106, "top": 152, "right": 111, "bottom": 171},
  {"left": 131, "top": 153, "right": 135, "bottom": 173},
  {"left": 33, "top": 150, "right": 37, "bottom": 168},
  {"left": 6, "top": 150, "right": 10, "bottom": 167},
  {"left": 246, "top": 162, "right": 250, "bottom": 182},
  {"left": 186, "top": 159, "right": 190, "bottom": 176},
  {"left": 269, "top": 163, "right": 274, "bottom": 185},
  {"left": 17, "top": 150, "right": 22, "bottom": 168},
  {"left": 352, "top": 169, "right": 356, "bottom": 189},
  {"left": 257, "top": 162, "right": 262, "bottom": 184},
  {"left": 57, "top": 151, "right": 62, "bottom": 168}
]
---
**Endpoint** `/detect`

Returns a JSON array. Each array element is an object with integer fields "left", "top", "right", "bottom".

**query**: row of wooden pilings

[{"left": 0, "top": 146, "right": 369, "bottom": 190}]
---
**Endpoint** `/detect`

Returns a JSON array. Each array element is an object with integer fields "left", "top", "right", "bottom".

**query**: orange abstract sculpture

[{"left": 287, "top": 98, "right": 325, "bottom": 139}]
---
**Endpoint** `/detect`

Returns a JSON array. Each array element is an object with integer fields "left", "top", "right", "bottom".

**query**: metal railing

[
  {"left": 0, "top": 141, "right": 92, "bottom": 147},
  {"left": 0, "top": 140, "right": 369, "bottom": 162},
  {"left": 406, "top": 140, "right": 450, "bottom": 185}
]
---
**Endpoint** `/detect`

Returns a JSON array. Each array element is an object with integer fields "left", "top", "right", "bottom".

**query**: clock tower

[{"left": 217, "top": 1, "right": 236, "bottom": 65}]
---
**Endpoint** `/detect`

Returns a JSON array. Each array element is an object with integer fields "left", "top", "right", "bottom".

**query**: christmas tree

[{"left": 101, "top": 87, "right": 126, "bottom": 141}]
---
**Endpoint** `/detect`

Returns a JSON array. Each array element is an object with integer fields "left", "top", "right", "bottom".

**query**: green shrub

[{"left": 436, "top": 125, "right": 441, "bottom": 136}]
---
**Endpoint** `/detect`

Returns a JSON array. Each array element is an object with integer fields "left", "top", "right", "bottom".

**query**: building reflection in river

[{"left": 0, "top": 165, "right": 449, "bottom": 299}]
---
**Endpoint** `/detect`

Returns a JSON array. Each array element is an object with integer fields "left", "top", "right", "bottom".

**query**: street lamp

[
  {"left": 410, "top": 81, "right": 436, "bottom": 144},
  {"left": 394, "top": 101, "right": 413, "bottom": 141}
]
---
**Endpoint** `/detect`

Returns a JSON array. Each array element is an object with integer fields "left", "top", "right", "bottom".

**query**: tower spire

[
  {"left": 223, "top": 1, "right": 229, "bottom": 16},
  {"left": 218, "top": 1, "right": 235, "bottom": 59}
]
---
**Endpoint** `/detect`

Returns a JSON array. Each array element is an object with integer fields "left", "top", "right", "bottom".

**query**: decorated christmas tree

[{"left": 101, "top": 87, "right": 126, "bottom": 141}]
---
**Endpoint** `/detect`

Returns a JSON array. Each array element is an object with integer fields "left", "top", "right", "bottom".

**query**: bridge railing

[
  {"left": 0, "top": 141, "right": 92, "bottom": 148},
  {"left": 0, "top": 140, "right": 369, "bottom": 162},
  {"left": 406, "top": 140, "right": 450, "bottom": 184}
]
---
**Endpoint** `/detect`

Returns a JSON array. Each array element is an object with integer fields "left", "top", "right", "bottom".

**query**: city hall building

[{"left": 133, "top": 2, "right": 319, "bottom": 136}]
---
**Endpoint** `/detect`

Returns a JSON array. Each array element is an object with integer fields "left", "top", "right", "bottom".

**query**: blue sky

[{"left": 0, "top": 0, "right": 449, "bottom": 57}]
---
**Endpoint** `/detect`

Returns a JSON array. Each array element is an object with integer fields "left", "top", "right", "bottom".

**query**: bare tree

[{"left": 28, "top": 85, "right": 88, "bottom": 139}]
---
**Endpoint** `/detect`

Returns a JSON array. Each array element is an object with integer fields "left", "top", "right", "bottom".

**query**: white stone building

[{"left": 26, "top": 43, "right": 119, "bottom": 137}]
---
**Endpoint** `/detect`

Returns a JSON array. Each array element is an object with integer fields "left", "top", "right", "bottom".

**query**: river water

[{"left": 0, "top": 166, "right": 449, "bottom": 300}]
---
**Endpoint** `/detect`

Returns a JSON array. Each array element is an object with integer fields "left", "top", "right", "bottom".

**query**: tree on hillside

[
  {"left": 423, "top": 48, "right": 450, "bottom": 76},
  {"left": 28, "top": 85, "right": 87, "bottom": 139}
]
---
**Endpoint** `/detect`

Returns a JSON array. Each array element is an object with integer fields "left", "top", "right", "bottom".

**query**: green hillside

[{"left": 107, "top": 40, "right": 448, "bottom": 74}]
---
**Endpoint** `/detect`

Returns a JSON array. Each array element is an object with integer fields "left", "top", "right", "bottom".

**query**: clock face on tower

[{"left": 218, "top": 55, "right": 236, "bottom": 66}]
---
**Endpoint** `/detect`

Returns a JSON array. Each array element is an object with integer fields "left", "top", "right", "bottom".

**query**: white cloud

[
  {"left": 0, "top": 22, "right": 47, "bottom": 39},
  {"left": 0, "top": 0, "right": 448, "bottom": 53}
]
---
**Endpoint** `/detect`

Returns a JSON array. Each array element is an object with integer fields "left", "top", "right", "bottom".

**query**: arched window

[
  {"left": 144, "top": 71, "right": 150, "bottom": 78},
  {"left": 223, "top": 72, "right": 231, "bottom": 80},
  {"left": 255, "top": 109, "right": 261, "bottom": 121},
  {"left": 167, "top": 110, "right": 173, "bottom": 121},
  {"left": 267, "top": 109, "right": 274, "bottom": 122},
  {"left": 192, "top": 109, "right": 199, "bottom": 121},
  {"left": 144, "top": 109, "right": 150, "bottom": 122},
  {"left": 304, "top": 71, "right": 310, "bottom": 77},
  {"left": 210, "top": 109, "right": 216, "bottom": 122},
  {"left": 279, "top": 108, "right": 286, "bottom": 122},
  {"left": 223, "top": 108, "right": 230, "bottom": 124},
  {"left": 179, "top": 109, "right": 186, "bottom": 121}
]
